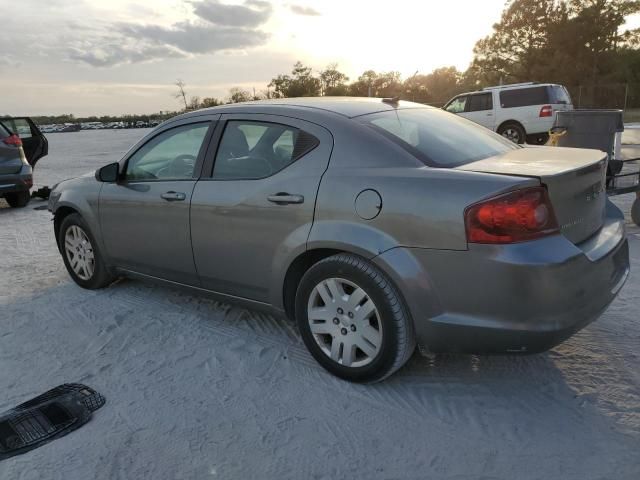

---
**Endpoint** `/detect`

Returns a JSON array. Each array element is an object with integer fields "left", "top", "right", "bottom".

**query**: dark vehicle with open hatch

[{"left": 0, "top": 117, "right": 48, "bottom": 207}]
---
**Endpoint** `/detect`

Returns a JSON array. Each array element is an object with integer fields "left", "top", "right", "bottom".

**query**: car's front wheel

[
  {"left": 4, "top": 191, "right": 30, "bottom": 208},
  {"left": 295, "top": 253, "right": 415, "bottom": 383},
  {"left": 59, "top": 213, "right": 114, "bottom": 289}
]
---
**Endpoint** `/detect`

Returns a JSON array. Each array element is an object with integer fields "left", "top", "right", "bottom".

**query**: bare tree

[
  {"left": 188, "top": 96, "right": 201, "bottom": 111},
  {"left": 173, "top": 79, "right": 188, "bottom": 110}
]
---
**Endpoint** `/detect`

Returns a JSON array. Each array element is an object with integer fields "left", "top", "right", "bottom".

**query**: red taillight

[
  {"left": 465, "top": 187, "right": 559, "bottom": 244},
  {"left": 2, "top": 134, "right": 22, "bottom": 147},
  {"left": 539, "top": 105, "right": 553, "bottom": 117}
]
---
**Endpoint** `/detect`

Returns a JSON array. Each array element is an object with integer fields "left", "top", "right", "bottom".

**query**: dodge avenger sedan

[{"left": 48, "top": 98, "right": 630, "bottom": 382}]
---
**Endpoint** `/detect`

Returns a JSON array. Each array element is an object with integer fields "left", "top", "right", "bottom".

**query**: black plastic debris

[
  {"left": 15, "top": 384, "right": 105, "bottom": 413},
  {"left": 31, "top": 186, "right": 51, "bottom": 200},
  {"left": 0, "top": 384, "right": 105, "bottom": 461}
]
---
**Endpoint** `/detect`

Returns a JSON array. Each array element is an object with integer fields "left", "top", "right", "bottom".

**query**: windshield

[{"left": 359, "top": 108, "right": 519, "bottom": 167}]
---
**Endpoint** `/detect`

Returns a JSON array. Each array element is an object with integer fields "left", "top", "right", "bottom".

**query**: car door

[
  {"left": 190, "top": 114, "right": 333, "bottom": 303},
  {"left": 0, "top": 117, "right": 48, "bottom": 166},
  {"left": 99, "top": 117, "right": 218, "bottom": 285},
  {"left": 459, "top": 92, "right": 495, "bottom": 130}
]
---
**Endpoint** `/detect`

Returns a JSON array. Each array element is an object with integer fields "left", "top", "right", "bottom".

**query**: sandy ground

[{"left": 1, "top": 129, "right": 639, "bottom": 479}]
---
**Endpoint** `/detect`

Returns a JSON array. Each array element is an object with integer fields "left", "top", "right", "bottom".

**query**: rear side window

[
  {"left": 548, "top": 85, "right": 571, "bottom": 105},
  {"left": 1, "top": 118, "right": 33, "bottom": 138},
  {"left": 360, "top": 108, "right": 518, "bottom": 167},
  {"left": 213, "top": 121, "right": 319, "bottom": 180},
  {"left": 500, "top": 86, "right": 549, "bottom": 108},
  {"left": 468, "top": 93, "right": 493, "bottom": 112}
]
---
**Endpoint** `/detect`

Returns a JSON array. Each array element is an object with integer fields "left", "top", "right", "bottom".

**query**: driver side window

[{"left": 125, "top": 123, "right": 209, "bottom": 181}]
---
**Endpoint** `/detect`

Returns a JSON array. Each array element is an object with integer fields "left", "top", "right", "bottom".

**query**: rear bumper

[
  {"left": 0, "top": 165, "right": 32, "bottom": 196},
  {"left": 375, "top": 201, "right": 630, "bottom": 354}
]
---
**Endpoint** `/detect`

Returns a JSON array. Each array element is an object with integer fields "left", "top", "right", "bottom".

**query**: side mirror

[{"left": 95, "top": 162, "right": 120, "bottom": 183}]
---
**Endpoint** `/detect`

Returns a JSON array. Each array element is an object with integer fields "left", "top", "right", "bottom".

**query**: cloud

[
  {"left": 289, "top": 4, "right": 321, "bottom": 16},
  {"left": 68, "top": 44, "right": 187, "bottom": 68},
  {"left": 68, "top": 1, "right": 274, "bottom": 67},
  {"left": 191, "top": 0, "right": 273, "bottom": 27},
  {"left": 119, "top": 21, "right": 269, "bottom": 55},
  {"left": 0, "top": 55, "right": 22, "bottom": 68}
]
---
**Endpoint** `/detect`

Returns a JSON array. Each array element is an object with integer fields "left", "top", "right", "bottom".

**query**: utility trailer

[{"left": 549, "top": 110, "right": 640, "bottom": 226}]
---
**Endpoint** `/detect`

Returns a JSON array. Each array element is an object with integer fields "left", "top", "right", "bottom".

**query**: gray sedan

[{"left": 49, "top": 98, "right": 630, "bottom": 382}]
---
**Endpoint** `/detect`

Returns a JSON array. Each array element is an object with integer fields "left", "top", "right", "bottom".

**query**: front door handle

[
  {"left": 267, "top": 193, "right": 304, "bottom": 205},
  {"left": 161, "top": 191, "right": 186, "bottom": 201}
]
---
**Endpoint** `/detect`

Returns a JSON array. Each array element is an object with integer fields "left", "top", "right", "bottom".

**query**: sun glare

[{"left": 267, "top": 0, "right": 502, "bottom": 78}]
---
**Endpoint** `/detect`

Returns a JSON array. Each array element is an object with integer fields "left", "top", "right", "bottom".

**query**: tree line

[
  {"left": 184, "top": 0, "right": 640, "bottom": 110},
  {"left": 31, "top": 0, "right": 640, "bottom": 123}
]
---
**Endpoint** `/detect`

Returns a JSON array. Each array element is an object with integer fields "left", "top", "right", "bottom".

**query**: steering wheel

[{"left": 157, "top": 154, "right": 197, "bottom": 178}]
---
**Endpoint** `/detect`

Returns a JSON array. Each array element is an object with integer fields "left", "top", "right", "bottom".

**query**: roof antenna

[{"left": 382, "top": 96, "right": 400, "bottom": 105}]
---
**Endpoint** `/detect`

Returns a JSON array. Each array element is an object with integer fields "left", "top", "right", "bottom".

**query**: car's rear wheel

[
  {"left": 5, "top": 191, "right": 30, "bottom": 208},
  {"left": 295, "top": 253, "right": 415, "bottom": 383},
  {"left": 498, "top": 122, "right": 526, "bottom": 144},
  {"left": 59, "top": 213, "right": 114, "bottom": 289}
]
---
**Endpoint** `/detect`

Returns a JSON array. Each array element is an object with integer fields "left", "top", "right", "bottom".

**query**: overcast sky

[{"left": 1, "top": 0, "right": 638, "bottom": 117}]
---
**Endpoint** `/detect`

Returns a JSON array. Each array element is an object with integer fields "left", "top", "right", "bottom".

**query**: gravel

[{"left": 1, "top": 129, "right": 639, "bottom": 479}]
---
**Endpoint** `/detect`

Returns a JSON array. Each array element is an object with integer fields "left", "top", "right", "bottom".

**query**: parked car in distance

[
  {"left": 0, "top": 117, "right": 48, "bottom": 208},
  {"left": 49, "top": 98, "right": 628, "bottom": 382},
  {"left": 443, "top": 82, "right": 573, "bottom": 144}
]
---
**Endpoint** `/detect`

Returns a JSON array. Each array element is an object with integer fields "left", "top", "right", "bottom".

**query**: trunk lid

[{"left": 457, "top": 146, "right": 607, "bottom": 244}]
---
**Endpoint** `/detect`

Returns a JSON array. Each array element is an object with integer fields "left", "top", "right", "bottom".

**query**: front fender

[{"left": 50, "top": 181, "right": 104, "bottom": 255}]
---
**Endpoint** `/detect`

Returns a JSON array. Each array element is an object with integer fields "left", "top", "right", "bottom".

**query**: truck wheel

[{"left": 498, "top": 122, "right": 526, "bottom": 144}]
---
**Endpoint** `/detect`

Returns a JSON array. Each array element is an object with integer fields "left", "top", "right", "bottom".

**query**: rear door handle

[
  {"left": 267, "top": 193, "right": 304, "bottom": 205},
  {"left": 161, "top": 191, "right": 186, "bottom": 201}
]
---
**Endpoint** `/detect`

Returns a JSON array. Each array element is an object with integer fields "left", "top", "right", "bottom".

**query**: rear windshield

[{"left": 359, "top": 108, "right": 519, "bottom": 167}]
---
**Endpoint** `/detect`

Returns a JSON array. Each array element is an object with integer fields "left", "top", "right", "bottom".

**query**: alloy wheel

[
  {"left": 64, "top": 225, "right": 95, "bottom": 281},
  {"left": 307, "top": 277, "right": 383, "bottom": 367},
  {"left": 501, "top": 127, "right": 521, "bottom": 143}
]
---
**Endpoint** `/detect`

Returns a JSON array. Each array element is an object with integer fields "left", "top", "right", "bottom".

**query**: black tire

[
  {"left": 58, "top": 213, "right": 115, "bottom": 289},
  {"left": 527, "top": 133, "right": 549, "bottom": 145},
  {"left": 498, "top": 122, "right": 526, "bottom": 144},
  {"left": 632, "top": 198, "right": 640, "bottom": 227},
  {"left": 5, "top": 191, "right": 30, "bottom": 208},
  {"left": 295, "top": 253, "right": 415, "bottom": 383}
]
